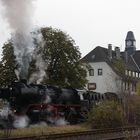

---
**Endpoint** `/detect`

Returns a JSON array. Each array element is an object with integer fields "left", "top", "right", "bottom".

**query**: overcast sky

[{"left": 0, "top": 0, "right": 140, "bottom": 58}]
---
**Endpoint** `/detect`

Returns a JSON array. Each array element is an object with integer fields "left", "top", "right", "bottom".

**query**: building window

[
  {"left": 98, "top": 69, "right": 103, "bottom": 76},
  {"left": 133, "top": 72, "right": 135, "bottom": 77},
  {"left": 125, "top": 70, "right": 128, "bottom": 76},
  {"left": 136, "top": 72, "right": 138, "bottom": 78},
  {"left": 89, "top": 69, "right": 94, "bottom": 76},
  {"left": 129, "top": 71, "right": 132, "bottom": 77}
]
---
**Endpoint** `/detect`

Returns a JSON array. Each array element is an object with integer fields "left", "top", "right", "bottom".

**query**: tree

[
  {"left": 0, "top": 27, "right": 87, "bottom": 88},
  {"left": 87, "top": 101, "right": 125, "bottom": 128},
  {"left": 113, "top": 59, "right": 126, "bottom": 75},
  {"left": 40, "top": 27, "right": 87, "bottom": 88},
  {"left": 0, "top": 42, "right": 17, "bottom": 87},
  {"left": 127, "top": 95, "right": 140, "bottom": 125}
]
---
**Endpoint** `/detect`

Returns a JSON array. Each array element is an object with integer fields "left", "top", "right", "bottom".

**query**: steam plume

[
  {"left": 13, "top": 115, "right": 30, "bottom": 128},
  {"left": 1, "top": 0, "right": 35, "bottom": 79},
  {"left": 29, "top": 31, "right": 47, "bottom": 84}
]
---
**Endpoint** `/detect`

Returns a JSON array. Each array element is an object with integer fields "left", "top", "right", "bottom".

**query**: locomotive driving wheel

[{"left": 65, "top": 107, "right": 79, "bottom": 124}]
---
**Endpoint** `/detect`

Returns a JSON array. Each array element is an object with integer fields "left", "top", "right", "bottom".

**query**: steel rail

[{"left": 0, "top": 126, "right": 139, "bottom": 140}]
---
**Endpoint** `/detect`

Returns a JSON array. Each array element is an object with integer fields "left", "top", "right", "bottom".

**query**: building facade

[{"left": 81, "top": 31, "right": 140, "bottom": 94}]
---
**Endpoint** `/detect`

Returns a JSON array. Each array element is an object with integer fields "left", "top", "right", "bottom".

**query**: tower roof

[{"left": 125, "top": 31, "right": 136, "bottom": 41}]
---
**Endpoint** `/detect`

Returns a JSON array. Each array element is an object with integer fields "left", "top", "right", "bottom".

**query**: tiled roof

[
  {"left": 81, "top": 46, "right": 140, "bottom": 73},
  {"left": 81, "top": 46, "right": 109, "bottom": 63}
]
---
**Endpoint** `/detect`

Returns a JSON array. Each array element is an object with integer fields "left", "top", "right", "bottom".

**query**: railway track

[{"left": 1, "top": 126, "right": 140, "bottom": 140}]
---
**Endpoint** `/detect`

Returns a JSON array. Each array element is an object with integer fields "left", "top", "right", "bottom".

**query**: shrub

[{"left": 87, "top": 101, "right": 125, "bottom": 129}]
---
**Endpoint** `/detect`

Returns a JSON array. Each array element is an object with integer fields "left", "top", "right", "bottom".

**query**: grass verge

[{"left": 0, "top": 124, "right": 90, "bottom": 138}]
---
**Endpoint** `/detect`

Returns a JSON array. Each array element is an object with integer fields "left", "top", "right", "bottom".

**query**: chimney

[
  {"left": 115, "top": 47, "right": 120, "bottom": 59},
  {"left": 108, "top": 44, "right": 112, "bottom": 60},
  {"left": 125, "top": 51, "right": 128, "bottom": 63}
]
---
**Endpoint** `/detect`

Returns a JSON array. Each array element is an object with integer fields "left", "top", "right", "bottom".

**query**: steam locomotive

[{"left": 0, "top": 80, "right": 118, "bottom": 128}]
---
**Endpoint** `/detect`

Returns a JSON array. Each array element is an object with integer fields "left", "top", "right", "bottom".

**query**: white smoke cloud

[
  {"left": 0, "top": 0, "right": 35, "bottom": 79},
  {"left": 13, "top": 115, "right": 30, "bottom": 128},
  {"left": 47, "top": 116, "right": 68, "bottom": 126},
  {"left": 55, "top": 117, "right": 68, "bottom": 126},
  {"left": 0, "top": 100, "right": 12, "bottom": 119},
  {"left": 29, "top": 52, "right": 47, "bottom": 84},
  {"left": 29, "top": 30, "right": 47, "bottom": 84}
]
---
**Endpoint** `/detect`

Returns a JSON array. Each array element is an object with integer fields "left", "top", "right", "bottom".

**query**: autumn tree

[{"left": 40, "top": 27, "right": 87, "bottom": 88}]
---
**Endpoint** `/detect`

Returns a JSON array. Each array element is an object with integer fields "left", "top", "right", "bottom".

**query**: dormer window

[
  {"left": 91, "top": 55, "right": 95, "bottom": 59},
  {"left": 89, "top": 69, "right": 94, "bottom": 76}
]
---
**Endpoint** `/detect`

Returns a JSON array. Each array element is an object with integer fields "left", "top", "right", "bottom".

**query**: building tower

[{"left": 125, "top": 31, "right": 136, "bottom": 55}]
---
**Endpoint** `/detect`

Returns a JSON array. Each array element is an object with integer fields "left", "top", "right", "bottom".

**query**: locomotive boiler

[
  {"left": 0, "top": 80, "right": 46, "bottom": 113},
  {"left": 0, "top": 80, "right": 87, "bottom": 128}
]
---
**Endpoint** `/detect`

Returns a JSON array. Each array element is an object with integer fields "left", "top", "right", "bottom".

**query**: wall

[{"left": 85, "top": 62, "right": 122, "bottom": 94}]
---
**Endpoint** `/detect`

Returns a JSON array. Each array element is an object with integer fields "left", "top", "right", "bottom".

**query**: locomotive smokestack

[{"left": 20, "top": 79, "right": 28, "bottom": 85}]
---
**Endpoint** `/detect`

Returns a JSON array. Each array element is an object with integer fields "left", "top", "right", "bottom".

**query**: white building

[{"left": 81, "top": 31, "right": 140, "bottom": 95}]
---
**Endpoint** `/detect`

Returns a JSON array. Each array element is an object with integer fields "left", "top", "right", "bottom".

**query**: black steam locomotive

[{"left": 0, "top": 80, "right": 117, "bottom": 128}]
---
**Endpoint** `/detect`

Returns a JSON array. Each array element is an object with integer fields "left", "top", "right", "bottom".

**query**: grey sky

[{"left": 0, "top": 0, "right": 140, "bottom": 58}]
